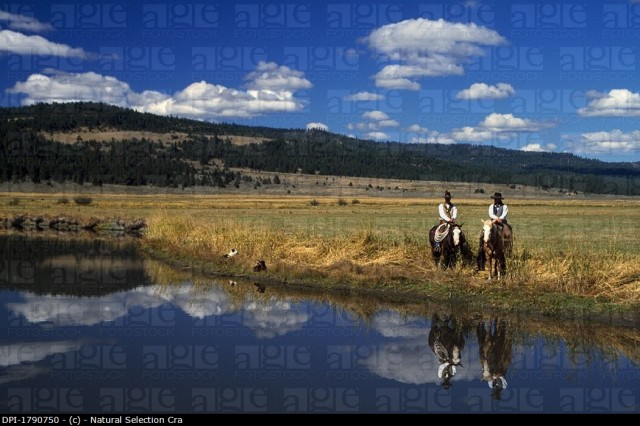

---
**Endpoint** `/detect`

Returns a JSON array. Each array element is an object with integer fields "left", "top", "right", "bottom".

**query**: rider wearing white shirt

[
  {"left": 488, "top": 193, "right": 508, "bottom": 225},
  {"left": 439, "top": 191, "right": 457, "bottom": 224},
  {"left": 478, "top": 192, "right": 512, "bottom": 270},
  {"left": 434, "top": 191, "right": 457, "bottom": 252}
]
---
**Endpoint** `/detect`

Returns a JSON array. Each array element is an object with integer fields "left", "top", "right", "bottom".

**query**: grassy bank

[{"left": 2, "top": 191, "right": 639, "bottom": 320}]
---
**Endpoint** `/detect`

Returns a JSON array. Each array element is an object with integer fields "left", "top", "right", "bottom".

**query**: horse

[
  {"left": 428, "top": 313, "right": 465, "bottom": 389},
  {"left": 501, "top": 223, "right": 514, "bottom": 256},
  {"left": 479, "top": 219, "right": 507, "bottom": 279},
  {"left": 477, "top": 318, "right": 512, "bottom": 400},
  {"left": 429, "top": 223, "right": 474, "bottom": 269}
]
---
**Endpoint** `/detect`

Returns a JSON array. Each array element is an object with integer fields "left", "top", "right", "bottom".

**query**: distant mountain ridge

[{"left": 1, "top": 102, "right": 639, "bottom": 195}]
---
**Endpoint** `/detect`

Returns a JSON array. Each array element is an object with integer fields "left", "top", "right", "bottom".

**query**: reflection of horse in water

[
  {"left": 478, "top": 220, "right": 507, "bottom": 279},
  {"left": 477, "top": 318, "right": 513, "bottom": 400},
  {"left": 428, "top": 313, "right": 465, "bottom": 389},
  {"left": 429, "top": 224, "right": 475, "bottom": 269}
]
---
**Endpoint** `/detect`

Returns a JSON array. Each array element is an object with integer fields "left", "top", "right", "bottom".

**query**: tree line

[{"left": 1, "top": 102, "right": 639, "bottom": 195}]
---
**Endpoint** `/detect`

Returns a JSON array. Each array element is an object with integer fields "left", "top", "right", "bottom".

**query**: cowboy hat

[
  {"left": 490, "top": 192, "right": 503, "bottom": 200},
  {"left": 444, "top": 191, "right": 452, "bottom": 198}
]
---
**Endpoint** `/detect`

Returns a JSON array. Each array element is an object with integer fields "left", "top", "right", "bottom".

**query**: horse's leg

[
  {"left": 433, "top": 246, "right": 441, "bottom": 267},
  {"left": 502, "top": 226, "right": 513, "bottom": 256},
  {"left": 443, "top": 245, "right": 451, "bottom": 269},
  {"left": 485, "top": 248, "right": 493, "bottom": 279},
  {"left": 477, "top": 233, "right": 485, "bottom": 270}
]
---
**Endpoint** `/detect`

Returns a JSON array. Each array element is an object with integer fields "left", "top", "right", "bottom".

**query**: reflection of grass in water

[
  {"left": 514, "top": 318, "right": 640, "bottom": 368},
  {"left": 143, "top": 259, "right": 640, "bottom": 367}
]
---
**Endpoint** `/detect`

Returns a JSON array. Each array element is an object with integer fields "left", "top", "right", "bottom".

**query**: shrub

[
  {"left": 351, "top": 199, "right": 360, "bottom": 204},
  {"left": 8, "top": 198, "right": 20, "bottom": 206},
  {"left": 56, "top": 197, "right": 70, "bottom": 204},
  {"left": 310, "top": 199, "right": 320, "bottom": 206},
  {"left": 474, "top": 188, "right": 485, "bottom": 194},
  {"left": 73, "top": 196, "right": 93, "bottom": 205},
  {"left": 337, "top": 198, "right": 347, "bottom": 206}
]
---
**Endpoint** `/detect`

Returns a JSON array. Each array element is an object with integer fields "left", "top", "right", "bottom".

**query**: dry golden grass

[{"left": 2, "top": 191, "right": 640, "bottom": 311}]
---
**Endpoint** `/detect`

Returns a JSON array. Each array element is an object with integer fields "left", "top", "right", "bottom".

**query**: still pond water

[{"left": 0, "top": 234, "right": 638, "bottom": 414}]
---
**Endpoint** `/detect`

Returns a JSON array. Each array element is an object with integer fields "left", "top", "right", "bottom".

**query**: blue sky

[{"left": 2, "top": 0, "right": 640, "bottom": 162}]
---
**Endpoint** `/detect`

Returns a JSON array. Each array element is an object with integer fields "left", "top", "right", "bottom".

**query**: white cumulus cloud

[
  {"left": 344, "top": 91, "right": 385, "bottom": 101},
  {"left": 364, "top": 18, "right": 507, "bottom": 90},
  {"left": 578, "top": 89, "right": 640, "bottom": 117},
  {"left": 366, "top": 131, "right": 389, "bottom": 140},
  {"left": 362, "top": 110, "right": 391, "bottom": 122},
  {"left": 347, "top": 110, "right": 399, "bottom": 136},
  {"left": 7, "top": 61, "right": 312, "bottom": 120},
  {"left": 480, "top": 113, "right": 551, "bottom": 132},
  {"left": 407, "top": 125, "right": 455, "bottom": 144},
  {"left": 306, "top": 122, "right": 329, "bottom": 131},
  {"left": 570, "top": 130, "right": 640, "bottom": 154},
  {"left": 456, "top": 82, "right": 515, "bottom": 100},
  {"left": 521, "top": 143, "right": 557, "bottom": 152},
  {"left": 0, "top": 29, "right": 88, "bottom": 58},
  {"left": 407, "top": 113, "right": 554, "bottom": 145},
  {"left": 245, "top": 61, "right": 312, "bottom": 92},
  {"left": 450, "top": 126, "right": 497, "bottom": 142},
  {"left": 8, "top": 70, "right": 132, "bottom": 106},
  {"left": 0, "top": 11, "right": 53, "bottom": 32}
]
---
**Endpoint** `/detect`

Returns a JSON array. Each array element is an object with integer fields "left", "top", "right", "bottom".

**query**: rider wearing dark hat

[
  {"left": 489, "top": 192, "right": 508, "bottom": 225},
  {"left": 439, "top": 191, "right": 457, "bottom": 225},
  {"left": 434, "top": 191, "right": 457, "bottom": 253},
  {"left": 478, "top": 192, "right": 512, "bottom": 270}
]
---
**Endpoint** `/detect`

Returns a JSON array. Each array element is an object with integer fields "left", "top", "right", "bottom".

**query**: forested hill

[{"left": 1, "top": 102, "right": 639, "bottom": 195}]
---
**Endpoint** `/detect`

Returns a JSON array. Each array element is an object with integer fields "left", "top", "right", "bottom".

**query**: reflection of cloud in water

[
  {"left": 6, "top": 283, "right": 234, "bottom": 326},
  {"left": 363, "top": 342, "right": 476, "bottom": 385},
  {"left": 6, "top": 282, "right": 309, "bottom": 338},
  {"left": 0, "top": 365, "right": 49, "bottom": 385},
  {"left": 8, "top": 289, "right": 167, "bottom": 326},
  {"left": 149, "top": 283, "right": 233, "bottom": 319},
  {"left": 364, "top": 311, "right": 476, "bottom": 385},
  {"left": 0, "top": 341, "right": 84, "bottom": 367},
  {"left": 371, "top": 311, "right": 426, "bottom": 338},
  {"left": 242, "top": 300, "right": 310, "bottom": 339}
]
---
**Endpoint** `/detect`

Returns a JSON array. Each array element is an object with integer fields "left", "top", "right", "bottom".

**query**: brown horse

[
  {"left": 480, "top": 219, "right": 507, "bottom": 279},
  {"left": 477, "top": 318, "right": 512, "bottom": 400},
  {"left": 429, "top": 224, "right": 474, "bottom": 269}
]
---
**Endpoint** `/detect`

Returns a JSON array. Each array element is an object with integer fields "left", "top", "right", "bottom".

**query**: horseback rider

[
  {"left": 488, "top": 192, "right": 512, "bottom": 242},
  {"left": 439, "top": 191, "right": 457, "bottom": 225},
  {"left": 478, "top": 192, "right": 513, "bottom": 270},
  {"left": 434, "top": 191, "right": 457, "bottom": 252}
]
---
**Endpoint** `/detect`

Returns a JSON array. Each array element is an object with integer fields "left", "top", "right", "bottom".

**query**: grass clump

[{"left": 73, "top": 196, "right": 93, "bottom": 205}]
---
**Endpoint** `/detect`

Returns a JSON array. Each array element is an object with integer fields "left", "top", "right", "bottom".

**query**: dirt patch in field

[
  {"left": 220, "top": 135, "right": 272, "bottom": 145},
  {"left": 42, "top": 130, "right": 272, "bottom": 146},
  {"left": 41, "top": 128, "right": 190, "bottom": 144}
]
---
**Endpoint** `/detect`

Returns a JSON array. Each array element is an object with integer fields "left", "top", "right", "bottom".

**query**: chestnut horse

[
  {"left": 480, "top": 219, "right": 507, "bottom": 279},
  {"left": 429, "top": 224, "right": 474, "bottom": 269}
]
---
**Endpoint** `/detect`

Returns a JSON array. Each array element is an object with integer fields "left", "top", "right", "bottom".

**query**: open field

[{"left": 1, "top": 187, "right": 639, "bottom": 320}]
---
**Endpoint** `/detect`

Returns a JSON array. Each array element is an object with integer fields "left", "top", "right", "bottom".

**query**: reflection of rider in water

[
  {"left": 428, "top": 313, "right": 465, "bottom": 389},
  {"left": 477, "top": 318, "right": 512, "bottom": 400}
]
